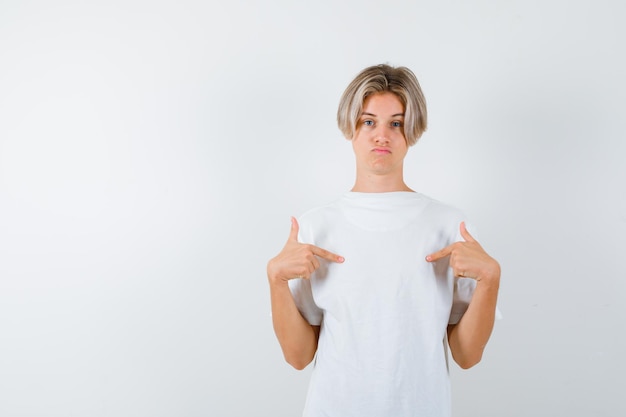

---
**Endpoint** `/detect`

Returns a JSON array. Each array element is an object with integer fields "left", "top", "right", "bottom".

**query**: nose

[{"left": 374, "top": 125, "right": 391, "bottom": 144}]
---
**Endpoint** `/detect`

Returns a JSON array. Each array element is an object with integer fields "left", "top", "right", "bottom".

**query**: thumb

[
  {"left": 460, "top": 221, "right": 476, "bottom": 243},
  {"left": 288, "top": 217, "right": 300, "bottom": 242}
]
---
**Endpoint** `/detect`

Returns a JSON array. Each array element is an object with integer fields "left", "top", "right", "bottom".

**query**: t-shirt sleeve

[
  {"left": 288, "top": 278, "right": 323, "bottom": 325},
  {"left": 449, "top": 277, "right": 476, "bottom": 325}
]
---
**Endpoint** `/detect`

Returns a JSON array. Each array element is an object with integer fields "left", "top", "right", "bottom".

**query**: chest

[{"left": 309, "top": 223, "right": 455, "bottom": 323}]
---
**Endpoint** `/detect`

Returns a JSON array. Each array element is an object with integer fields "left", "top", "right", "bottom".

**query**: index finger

[
  {"left": 426, "top": 245, "right": 452, "bottom": 262},
  {"left": 310, "top": 245, "right": 345, "bottom": 263}
]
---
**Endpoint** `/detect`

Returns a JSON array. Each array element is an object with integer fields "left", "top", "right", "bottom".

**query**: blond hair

[{"left": 337, "top": 64, "right": 427, "bottom": 146}]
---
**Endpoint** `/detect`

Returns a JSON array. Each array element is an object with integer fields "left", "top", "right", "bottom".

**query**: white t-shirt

[{"left": 289, "top": 191, "right": 476, "bottom": 417}]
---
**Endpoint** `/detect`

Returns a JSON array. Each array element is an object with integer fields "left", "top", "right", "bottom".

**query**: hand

[
  {"left": 426, "top": 222, "right": 500, "bottom": 285},
  {"left": 267, "top": 217, "right": 344, "bottom": 284}
]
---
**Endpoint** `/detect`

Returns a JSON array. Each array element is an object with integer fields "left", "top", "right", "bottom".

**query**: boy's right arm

[{"left": 267, "top": 217, "right": 344, "bottom": 370}]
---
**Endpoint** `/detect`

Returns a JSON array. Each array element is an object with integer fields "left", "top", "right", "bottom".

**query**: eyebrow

[{"left": 361, "top": 112, "right": 405, "bottom": 117}]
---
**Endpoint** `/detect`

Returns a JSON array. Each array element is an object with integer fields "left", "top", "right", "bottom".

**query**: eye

[
  {"left": 363, "top": 119, "right": 374, "bottom": 126},
  {"left": 391, "top": 121, "right": 403, "bottom": 128}
]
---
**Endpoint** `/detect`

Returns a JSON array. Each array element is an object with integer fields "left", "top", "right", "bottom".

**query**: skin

[
  {"left": 350, "top": 92, "right": 412, "bottom": 193},
  {"left": 268, "top": 92, "right": 500, "bottom": 370},
  {"left": 267, "top": 217, "right": 343, "bottom": 369},
  {"left": 427, "top": 222, "right": 500, "bottom": 368}
]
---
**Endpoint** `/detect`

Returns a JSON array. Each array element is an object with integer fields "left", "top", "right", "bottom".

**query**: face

[{"left": 351, "top": 92, "right": 408, "bottom": 177}]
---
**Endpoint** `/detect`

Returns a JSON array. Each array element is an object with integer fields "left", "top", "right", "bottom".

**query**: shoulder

[
  {"left": 415, "top": 193, "right": 470, "bottom": 243},
  {"left": 296, "top": 197, "right": 344, "bottom": 241},
  {"left": 299, "top": 200, "right": 340, "bottom": 224},
  {"left": 417, "top": 193, "right": 466, "bottom": 223}
]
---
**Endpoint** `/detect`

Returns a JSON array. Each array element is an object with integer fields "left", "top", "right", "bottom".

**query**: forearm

[
  {"left": 268, "top": 276, "right": 319, "bottom": 370},
  {"left": 448, "top": 277, "right": 499, "bottom": 369}
]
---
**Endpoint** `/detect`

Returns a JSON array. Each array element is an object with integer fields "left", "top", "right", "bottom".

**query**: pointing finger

[
  {"left": 310, "top": 245, "right": 345, "bottom": 263},
  {"left": 426, "top": 245, "right": 452, "bottom": 262},
  {"left": 288, "top": 217, "right": 300, "bottom": 242},
  {"left": 285, "top": 217, "right": 345, "bottom": 263},
  {"left": 460, "top": 221, "right": 476, "bottom": 243}
]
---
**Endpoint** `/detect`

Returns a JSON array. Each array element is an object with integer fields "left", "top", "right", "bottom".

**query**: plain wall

[{"left": 0, "top": 0, "right": 624, "bottom": 416}]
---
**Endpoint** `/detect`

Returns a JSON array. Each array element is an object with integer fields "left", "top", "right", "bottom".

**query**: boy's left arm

[{"left": 426, "top": 222, "right": 501, "bottom": 369}]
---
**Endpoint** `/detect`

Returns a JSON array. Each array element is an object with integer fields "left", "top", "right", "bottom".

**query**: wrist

[
  {"left": 268, "top": 273, "right": 289, "bottom": 287},
  {"left": 267, "top": 261, "right": 289, "bottom": 286},
  {"left": 475, "top": 261, "right": 500, "bottom": 288}
]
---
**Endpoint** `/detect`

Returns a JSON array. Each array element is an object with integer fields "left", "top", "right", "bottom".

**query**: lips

[{"left": 372, "top": 147, "right": 391, "bottom": 154}]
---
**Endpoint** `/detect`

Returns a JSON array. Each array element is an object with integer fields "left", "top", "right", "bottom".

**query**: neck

[{"left": 351, "top": 172, "right": 413, "bottom": 193}]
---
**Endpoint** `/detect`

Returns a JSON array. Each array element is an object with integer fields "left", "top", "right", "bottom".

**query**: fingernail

[
  {"left": 338, "top": 256, "right": 345, "bottom": 263},
  {"left": 425, "top": 256, "right": 432, "bottom": 262}
]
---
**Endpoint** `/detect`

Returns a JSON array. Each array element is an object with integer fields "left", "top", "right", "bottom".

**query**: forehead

[{"left": 361, "top": 92, "right": 404, "bottom": 115}]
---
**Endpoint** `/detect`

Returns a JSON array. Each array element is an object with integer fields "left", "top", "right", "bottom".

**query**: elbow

[
  {"left": 284, "top": 352, "right": 315, "bottom": 370},
  {"left": 457, "top": 359, "right": 479, "bottom": 370},
  {"left": 288, "top": 360, "right": 309, "bottom": 371},
  {"left": 452, "top": 350, "right": 483, "bottom": 369},
  {"left": 286, "top": 356, "right": 313, "bottom": 370},
  {"left": 455, "top": 352, "right": 483, "bottom": 370}
]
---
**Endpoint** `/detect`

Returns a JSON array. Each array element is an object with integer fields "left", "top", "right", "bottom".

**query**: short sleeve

[
  {"left": 449, "top": 277, "right": 476, "bottom": 324},
  {"left": 288, "top": 278, "right": 323, "bottom": 325}
]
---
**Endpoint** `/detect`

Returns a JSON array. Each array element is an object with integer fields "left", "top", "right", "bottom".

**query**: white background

[{"left": 1, "top": 0, "right": 625, "bottom": 416}]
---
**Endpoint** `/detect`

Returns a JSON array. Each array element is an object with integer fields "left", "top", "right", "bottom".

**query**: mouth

[{"left": 372, "top": 148, "right": 391, "bottom": 154}]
